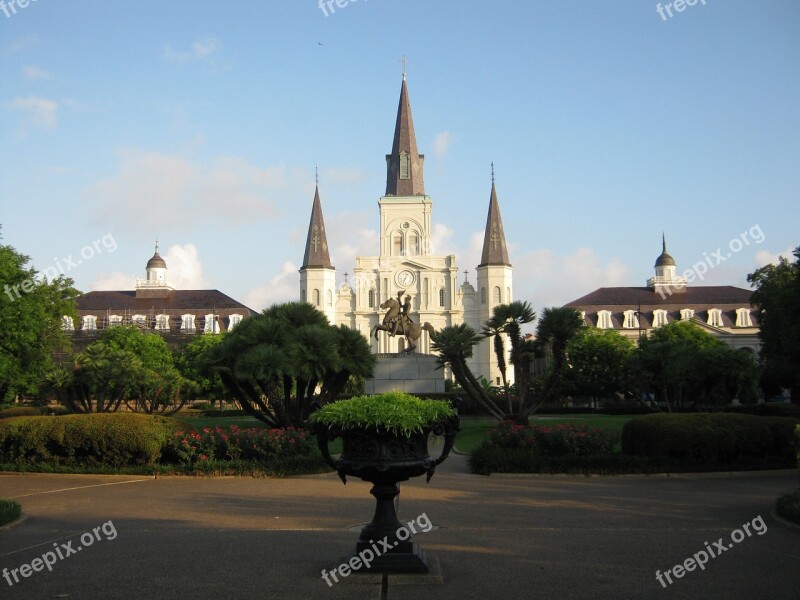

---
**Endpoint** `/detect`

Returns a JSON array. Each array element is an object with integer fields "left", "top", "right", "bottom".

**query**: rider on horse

[{"left": 391, "top": 294, "right": 412, "bottom": 336}]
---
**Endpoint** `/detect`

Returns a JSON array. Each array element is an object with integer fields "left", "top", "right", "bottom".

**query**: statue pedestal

[{"left": 365, "top": 354, "right": 445, "bottom": 395}]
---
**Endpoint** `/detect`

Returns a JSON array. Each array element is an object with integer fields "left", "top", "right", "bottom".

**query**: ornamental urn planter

[{"left": 312, "top": 412, "right": 460, "bottom": 574}]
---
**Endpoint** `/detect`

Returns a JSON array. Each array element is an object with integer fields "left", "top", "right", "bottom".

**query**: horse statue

[{"left": 371, "top": 296, "right": 435, "bottom": 353}]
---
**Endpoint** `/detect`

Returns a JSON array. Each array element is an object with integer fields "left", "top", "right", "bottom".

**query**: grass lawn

[
  {"left": 454, "top": 415, "right": 635, "bottom": 454},
  {"left": 0, "top": 498, "right": 21, "bottom": 527}
]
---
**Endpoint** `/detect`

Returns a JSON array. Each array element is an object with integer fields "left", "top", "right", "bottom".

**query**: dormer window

[
  {"left": 680, "top": 308, "right": 694, "bottom": 320},
  {"left": 597, "top": 310, "right": 613, "bottom": 329},
  {"left": 622, "top": 310, "right": 639, "bottom": 329},
  {"left": 132, "top": 314, "right": 147, "bottom": 328},
  {"left": 399, "top": 152, "right": 410, "bottom": 179},
  {"left": 228, "top": 314, "right": 243, "bottom": 330},
  {"left": 155, "top": 314, "right": 170, "bottom": 331},
  {"left": 109, "top": 315, "right": 123, "bottom": 327},
  {"left": 707, "top": 308, "right": 723, "bottom": 327},
  {"left": 82, "top": 315, "right": 97, "bottom": 331},
  {"left": 181, "top": 314, "right": 196, "bottom": 333},
  {"left": 204, "top": 314, "right": 219, "bottom": 334},
  {"left": 652, "top": 309, "right": 668, "bottom": 328},
  {"left": 735, "top": 308, "right": 752, "bottom": 327},
  {"left": 62, "top": 316, "right": 74, "bottom": 331}
]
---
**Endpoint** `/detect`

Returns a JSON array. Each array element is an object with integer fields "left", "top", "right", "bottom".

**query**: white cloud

[
  {"left": 755, "top": 247, "right": 795, "bottom": 267},
  {"left": 512, "top": 247, "right": 631, "bottom": 314},
  {"left": 3, "top": 95, "right": 57, "bottom": 135},
  {"left": 88, "top": 150, "right": 284, "bottom": 232},
  {"left": 244, "top": 261, "right": 299, "bottom": 311},
  {"left": 164, "top": 36, "right": 221, "bottom": 64},
  {"left": 91, "top": 271, "right": 137, "bottom": 291},
  {"left": 22, "top": 65, "right": 51, "bottom": 80},
  {"left": 432, "top": 131, "right": 452, "bottom": 159},
  {"left": 429, "top": 223, "right": 456, "bottom": 256}
]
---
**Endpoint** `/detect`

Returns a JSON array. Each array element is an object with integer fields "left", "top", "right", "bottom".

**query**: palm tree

[
  {"left": 482, "top": 313, "right": 511, "bottom": 415},
  {"left": 430, "top": 324, "right": 505, "bottom": 421},
  {"left": 533, "top": 306, "right": 585, "bottom": 409},
  {"left": 491, "top": 301, "right": 537, "bottom": 420},
  {"left": 204, "top": 302, "right": 372, "bottom": 428}
]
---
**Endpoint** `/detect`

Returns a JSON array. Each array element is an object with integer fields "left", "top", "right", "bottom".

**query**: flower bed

[{"left": 161, "top": 425, "right": 328, "bottom": 475}]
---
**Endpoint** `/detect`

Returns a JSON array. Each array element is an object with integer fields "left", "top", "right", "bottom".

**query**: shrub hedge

[
  {"left": 0, "top": 498, "right": 21, "bottom": 527},
  {"left": 0, "top": 414, "right": 181, "bottom": 467},
  {"left": 621, "top": 413, "right": 798, "bottom": 466},
  {"left": 725, "top": 402, "right": 800, "bottom": 419}
]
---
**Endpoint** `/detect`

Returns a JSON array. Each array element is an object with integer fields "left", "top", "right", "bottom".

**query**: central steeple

[{"left": 385, "top": 74, "right": 425, "bottom": 196}]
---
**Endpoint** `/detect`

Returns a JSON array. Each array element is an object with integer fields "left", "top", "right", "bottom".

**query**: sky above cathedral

[{"left": 1, "top": 1, "right": 798, "bottom": 315}]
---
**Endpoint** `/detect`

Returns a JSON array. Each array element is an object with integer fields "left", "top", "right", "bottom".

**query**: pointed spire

[
  {"left": 479, "top": 171, "right": 511, "bottom": 267},
  {"left": 655, "top": 232, "right": 676, "bottom": 267},
  {"left": 301, "top": 184, "right": 333, "bottom": 269},
  {"left": 385, "top": 74, "right": 425, "bottom": 196}
]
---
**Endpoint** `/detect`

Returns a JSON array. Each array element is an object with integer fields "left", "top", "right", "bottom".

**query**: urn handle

[
  {"left": 312, "top": 424, "right": 348, "bottom": 484},
  {"left": 425, "top": 414, "right": 461, "bottom": 483}
]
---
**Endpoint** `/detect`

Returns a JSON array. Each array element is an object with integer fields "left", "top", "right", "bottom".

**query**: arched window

[
  {"left": 62, "top": 316, "right": 74, "bottom": 331},
  {"left": 439, "top": 288, "right": 445, "bottom": 307},
  {"left": 652, "top": 309, "right": 668, "bottom": 328},
  {"left": 596, "top": 310, "right": 613, "bottom": 329},
  {"left": 399, "top": 152, "right": 410, "bottom": 179},
  {"left": 326, "top": 289, "right": 333, "bottom": 307},
  {"left": 707, "top": 308, "right": 723, "bottom": 327},
  {"left": 735, "top": 308, "right": 752, "bottom": 327},
  {"left": 82, "top": 315, "right": 97, "bottom": 331},
  {"left": 506, "top": 287, "right": 511, "bottom": 302},
  {"left": 181, "top": 314, "right": 196, "bottom": 333},
  {"left": 204, "top": 314, "right": 219, "bottom": 334},
  {"left": 493, "top": 286, "right": 501, "bottom": 304},
  {"left": 680, "top": 308, "right": 694, "bottom": 320},
  {"left": 368, "top": 289, "right": 375, "bottom": 308},
  {"left": 392, "top": 233, "right": 404, "bottom": 256},
  {"left": 228, "top": 314, "right": 243, "bottom": 330},
  {"left": 480, "top": 287, "right": 487, "bottom": 304},
  {"left": 622, "top": 310, "right": 639, "bottom": 329},
  {"left": 313, "top": 289, "right": 320, "bottom": 306},
  {"left": 155, "top": 314, "right": 170, "bottom": 332},
  {"left": 409, "top": 232, "right": 419, "bottom": 256}
]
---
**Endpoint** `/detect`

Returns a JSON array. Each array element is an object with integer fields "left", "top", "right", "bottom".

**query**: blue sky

[{"left": 1, "top": 0, "right": 798, "bottom": 314}]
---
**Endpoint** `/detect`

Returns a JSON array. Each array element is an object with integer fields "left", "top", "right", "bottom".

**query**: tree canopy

[
  {"left": 0, "top": 233, "right": 79, "bottom": 400},
  {"left": 748, "top": 246, "right": 800, "bottom": 400}
]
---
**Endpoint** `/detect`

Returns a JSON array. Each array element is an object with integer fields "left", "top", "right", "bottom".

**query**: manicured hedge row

[
  {"left": 0, "top": 406, "right": 70, "bottom": 419},
  {"left": 621, "top": 413, "right": 798, "bottom": 466},
  {"left": 725, "top": 402, "right": 800, "bottom": 418},
  {"left": 0, "top": 414, "right": 182, "bottom": 467}
]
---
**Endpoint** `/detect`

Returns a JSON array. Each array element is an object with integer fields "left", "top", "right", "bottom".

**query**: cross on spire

[
  {"left": 491, "top": 162, "right": 495, "bottom": 184},
  {"left": 463, "top": 269, "right": 469, "bottom": 284},
  {"left": 400, "top": 55, "right": 407, "bottom": 80},
  {"left": 490, "top": 226, "right": 500, "bottom": 250},
  {"left": 315, "top": 164, "right": 319, "bottom": 186}
]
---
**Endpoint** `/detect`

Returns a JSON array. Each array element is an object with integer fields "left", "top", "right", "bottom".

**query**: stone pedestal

[{"left": 365, "top": 354, "right": 445, "bottom": 395}]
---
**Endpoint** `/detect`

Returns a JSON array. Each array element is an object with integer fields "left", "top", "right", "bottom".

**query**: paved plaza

[{"left": 1, "top": 457, "right": 799, "bottom": 600}]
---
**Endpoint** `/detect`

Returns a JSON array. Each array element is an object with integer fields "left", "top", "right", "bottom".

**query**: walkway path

[{"left": 1, "top": 469, "right": 798, "bottom": 599}]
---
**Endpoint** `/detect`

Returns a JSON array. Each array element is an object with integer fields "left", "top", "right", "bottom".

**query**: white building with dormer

[{"left": 299, "top": 74, "right": 514, "bottom": 384}]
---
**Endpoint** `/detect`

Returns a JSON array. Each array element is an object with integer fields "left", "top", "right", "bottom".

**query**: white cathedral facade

[{"left": 299, "top": 75, "right": 514, "bottom": 385}]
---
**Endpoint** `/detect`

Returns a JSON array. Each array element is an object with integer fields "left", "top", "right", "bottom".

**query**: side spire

[
  {"left": 301, "top": 184, "right": 332, "bottom": 269},
  {"left": 385, "top": 73, "right": 425, "bottom": 196},
  {"left": 478, "top": 168, "right": 511, "bottom": 267}
]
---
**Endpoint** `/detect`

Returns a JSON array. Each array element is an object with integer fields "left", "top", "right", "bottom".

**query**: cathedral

[{"left": 299, "top": 74, "right": 513, "bottom": 385}]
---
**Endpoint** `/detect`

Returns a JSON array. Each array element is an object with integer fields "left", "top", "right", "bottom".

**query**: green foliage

[
  {"left": 47, "top": 326, "right": 187, "bottom": 415},
  {"left": 565, "top": 328, "right": 634, "bottom": 405},
  {"left": 0, "top": 413, "right": 181, "bottom": 466},
  {"left": 621, "top": 413, "right": 798, "bottom": 465},
  {"left": 0, "top": 232, "right": 80, "bottom": 400},
  {"left": 726, "top": 402, "right": 800, "bottom": 418},
  {"left": 0, "top": 406, "right": 53, "bottom": 418},
  {"left": 748, "top": 247, "right": 800, "bottom": 397},
  {"left": 776, "top": 491, "right": 800, "bottom": 526},
  {"left": 431, "top": 323, "right": 505, "bottom": 421},
  {"left": 0, "top": 498, "right": 21, "bottom": 527},
  {"left": 479, "top": 420, "right": 617, "bottom": 455},
  {"left": 203, "top": 302, "right": 375, "bottom": 428},
  {"left": 533, "top": 306, "right": 585, "bottom": 408},
  {"left": 310, "top": 391, "right": 455, "bottom": 436},
  {"left": 635, "top": 321, "right": 759, "bottom": 409}
]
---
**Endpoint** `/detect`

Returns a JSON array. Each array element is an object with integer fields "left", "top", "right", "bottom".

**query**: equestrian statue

[{"left": 370, "top": 290, "right": 435, "bottom": 353}]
